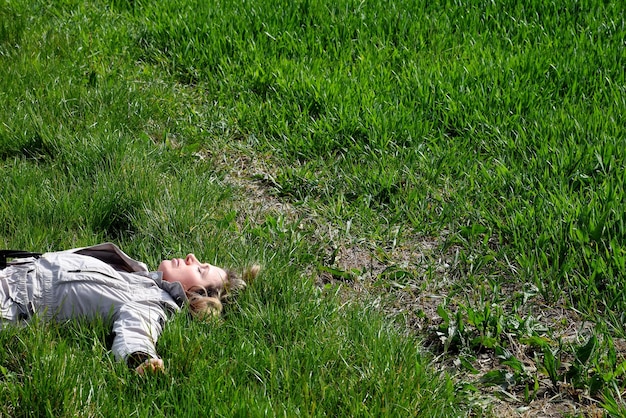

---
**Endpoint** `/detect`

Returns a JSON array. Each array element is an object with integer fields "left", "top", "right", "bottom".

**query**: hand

[{"left": 135, "top": 358, "right": 165, "bottom": 375}]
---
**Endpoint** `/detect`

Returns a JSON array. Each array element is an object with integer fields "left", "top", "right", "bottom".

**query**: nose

[{"left": 185, "top": 254, "right": 198, "bottom": 264}]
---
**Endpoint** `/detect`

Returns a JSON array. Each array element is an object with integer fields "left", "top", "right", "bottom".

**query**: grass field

[{"left": 1, "top": 0, "right": 625, "bottom": 416}]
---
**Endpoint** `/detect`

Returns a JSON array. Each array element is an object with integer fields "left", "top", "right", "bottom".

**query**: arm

[{"left": 111, "top": 300, "right": 168, "bottom": 371}]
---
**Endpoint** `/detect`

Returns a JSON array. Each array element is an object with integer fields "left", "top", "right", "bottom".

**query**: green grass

[{"left": 1, "top": 0, "right": 625, "bottom": 415}]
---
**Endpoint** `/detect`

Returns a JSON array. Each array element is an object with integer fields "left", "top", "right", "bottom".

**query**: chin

[{"left": 157, "top": 260, "right": 169, "bottom": 276}]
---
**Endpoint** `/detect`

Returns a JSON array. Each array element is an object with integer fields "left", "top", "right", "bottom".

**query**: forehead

[{"left": 201, "top": 264, "right": 225, "bottom": 277}]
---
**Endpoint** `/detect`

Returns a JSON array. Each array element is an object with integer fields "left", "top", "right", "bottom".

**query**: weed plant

[{"left": 1, "top": 0, "right": 625, "bottom": 415}]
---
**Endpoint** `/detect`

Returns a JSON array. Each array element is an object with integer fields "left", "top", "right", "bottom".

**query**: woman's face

[{"left": 158, "top": 254, "right": 227, "bottom": 292}]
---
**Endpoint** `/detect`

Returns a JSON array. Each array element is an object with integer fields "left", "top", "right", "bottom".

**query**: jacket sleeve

[{"left": 111, "top": 300, "right": 168, "bottom": 362}]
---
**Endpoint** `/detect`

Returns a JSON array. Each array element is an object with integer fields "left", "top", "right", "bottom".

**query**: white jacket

[{"left": 0, "top": 243, "right": 187, "bottom": 363}]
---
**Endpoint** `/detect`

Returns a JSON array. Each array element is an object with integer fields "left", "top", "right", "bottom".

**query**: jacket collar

[
  {"left": 151, "top": 271, "right": 188, "bottom": 307},
  {"left": 69, "top": 242, "right": 149, "bottom": 273}
]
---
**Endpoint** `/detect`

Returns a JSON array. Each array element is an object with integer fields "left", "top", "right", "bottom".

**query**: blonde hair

[{"left": 186, "top": 264, "right": 260, "bottom": 320}]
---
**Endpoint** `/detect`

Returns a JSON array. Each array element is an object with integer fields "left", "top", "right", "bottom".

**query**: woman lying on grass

[{"left": 0, "top": 243, "right": 259, "bottom": 375}]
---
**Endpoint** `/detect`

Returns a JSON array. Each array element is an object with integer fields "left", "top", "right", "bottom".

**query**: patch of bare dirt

[
  {"left": 214, "top": 150, "right": 621, "bottom": 417},
  {"left": 315, "top": 243, "right": 615, "bottom": 417}
]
